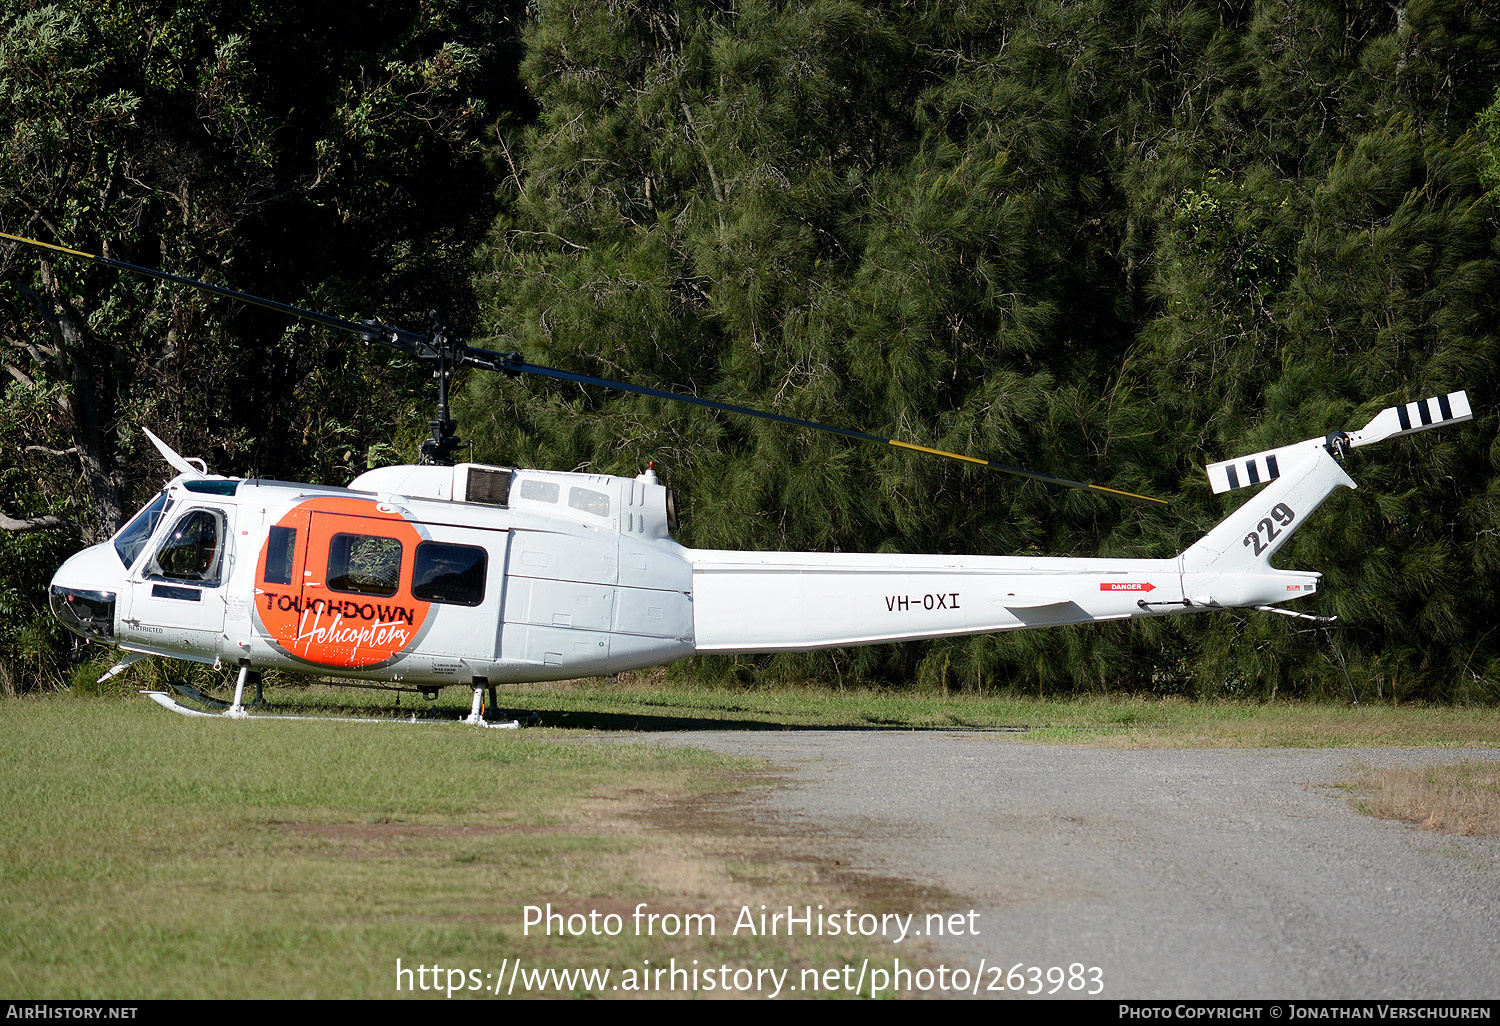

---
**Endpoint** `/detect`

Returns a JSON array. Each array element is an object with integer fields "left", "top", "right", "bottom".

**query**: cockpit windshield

[{"left": 112, "top": 491, "right": 173, "bottom": 569}]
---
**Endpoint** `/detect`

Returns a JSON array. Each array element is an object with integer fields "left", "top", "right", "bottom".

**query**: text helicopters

[{"left": 8, "top": 232, "right": 1473, "bottom": 725}]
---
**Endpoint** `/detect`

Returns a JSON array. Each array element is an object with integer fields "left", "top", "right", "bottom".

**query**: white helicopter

[{"left": 12, "top": 233, "right": 1474, "bottom": 725}]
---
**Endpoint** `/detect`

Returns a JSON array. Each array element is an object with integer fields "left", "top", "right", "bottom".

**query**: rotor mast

[{"left": 423, "top": 317, "right": 464, "bottom": 466}]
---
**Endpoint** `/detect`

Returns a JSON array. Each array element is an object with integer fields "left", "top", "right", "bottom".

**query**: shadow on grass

[
  {"left": 160, "top": 684, "right": 1028, "bottom": 733},
  {"left": 507, "top": 708, "right": 1029, "bottom": 733}
]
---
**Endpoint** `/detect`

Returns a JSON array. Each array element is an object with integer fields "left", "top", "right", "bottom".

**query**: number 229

[{"left": 1243, "top": 502, "right": 1296, "bottom": 556}]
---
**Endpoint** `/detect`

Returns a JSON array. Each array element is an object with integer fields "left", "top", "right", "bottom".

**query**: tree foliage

[
  {"left": 0, "top": 0, "right": 523, "bottom": 688},
  {"left": 4, "top": 0, "right": 1498, "bottom": 701},
  {"left": 469, "top": 0, "right": 1500, "bottom": 701}
]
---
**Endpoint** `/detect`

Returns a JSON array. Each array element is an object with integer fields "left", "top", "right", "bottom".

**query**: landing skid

[
  {"left": 142, "top": 670, "right": 522, "bottom": 729},
  {"left": 142, "top": 689, "right": 519, "bottom": 726}
]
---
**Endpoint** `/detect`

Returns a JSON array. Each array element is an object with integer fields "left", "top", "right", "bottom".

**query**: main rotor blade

[
  {"left": 0, "top": 230, "right": 431, "bottom": 355},
  {"left": 463, "top": 349, "right": 1169, "bottom": 507},
  {"left": 3, "top": 229, "right": 1168, "bottom": 506}
]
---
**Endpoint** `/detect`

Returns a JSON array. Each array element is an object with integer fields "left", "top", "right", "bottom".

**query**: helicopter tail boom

[
  {"left": 687, "top": 428, "right": 1379, "bottom": 653},
  {"left": 686, "top": 546, "right": 1188, "bottom": 653}
]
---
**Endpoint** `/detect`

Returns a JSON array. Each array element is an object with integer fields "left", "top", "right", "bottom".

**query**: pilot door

[{"left": 119, "top": 504, "right": 235, "bottom": 659}]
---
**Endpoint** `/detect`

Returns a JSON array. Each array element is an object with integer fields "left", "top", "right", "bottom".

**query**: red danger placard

[{"left": 1100, "top": 582, "right": 1156, "bottom": 592}]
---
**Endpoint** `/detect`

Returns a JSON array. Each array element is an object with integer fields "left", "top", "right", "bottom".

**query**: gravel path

[{"left": 634, "top": 732, "right": 1500, "bottom": 999}]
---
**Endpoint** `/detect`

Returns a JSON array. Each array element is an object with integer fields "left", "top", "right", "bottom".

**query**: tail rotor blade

[{"left": 1348, "top": 391, "right": 1472, "bottom": 449}]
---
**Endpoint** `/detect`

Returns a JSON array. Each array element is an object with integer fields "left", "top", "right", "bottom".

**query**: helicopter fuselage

[
  {"left": 49, "top": 451, "right": 1346, "bottom": 689},
  {"left": 9, "top": 229, "right": 1466, "bottom": 700}
]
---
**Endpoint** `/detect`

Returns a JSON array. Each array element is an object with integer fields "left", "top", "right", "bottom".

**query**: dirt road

[{"left": 641, "top": 732, "right": 1500, "bottom": 999}]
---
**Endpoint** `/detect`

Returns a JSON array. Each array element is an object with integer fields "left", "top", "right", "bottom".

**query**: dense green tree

[
  {"left": 1124, "top": 1, "right": 1500, "bottom": 701},
  {"left": 471, "top": 0, "right": 1500, "bottom": 700},
  {"left": 0, "top": 0, "right": 525, "bottom": 689}
]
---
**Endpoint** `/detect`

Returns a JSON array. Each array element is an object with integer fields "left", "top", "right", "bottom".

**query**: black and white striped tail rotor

[
  {"left": 1204, "top": 390, "right": 1473, "bottom": 495},
  {"left": 1347, "top": 390, "right": 1472, "bottom": 449}
]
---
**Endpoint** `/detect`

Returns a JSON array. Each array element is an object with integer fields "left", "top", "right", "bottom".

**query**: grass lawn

[
  {"left": 0, "top": 693, "right": 916, "bottom": 998},
  {"left": 3, "top": 679, "right": 1496, "bottom": 997}
]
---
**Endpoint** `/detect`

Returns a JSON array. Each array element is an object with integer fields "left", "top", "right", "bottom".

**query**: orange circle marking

[{"left": 255, "top": 496, "right": 432, "bottom": 668}]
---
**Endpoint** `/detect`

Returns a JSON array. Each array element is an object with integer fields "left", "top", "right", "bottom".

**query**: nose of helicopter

[{"left": 49, "top": 544, "right": 125, "bottom": 641}]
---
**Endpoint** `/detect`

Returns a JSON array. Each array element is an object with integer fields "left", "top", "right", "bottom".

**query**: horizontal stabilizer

[
  {"left": 998, "top": 592, "right": 1071, "bottom": 609},
  {"left": 1349, "top": 391, "right": 1471, "bottom": 449},
  {"left": 1204, "top": 390, "right": 1473, "bottom": 495}
]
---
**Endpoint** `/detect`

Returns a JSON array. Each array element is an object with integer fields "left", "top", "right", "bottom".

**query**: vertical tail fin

[{"left": 1181, "top": 446, "right": 1355, "bottom": 573}]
